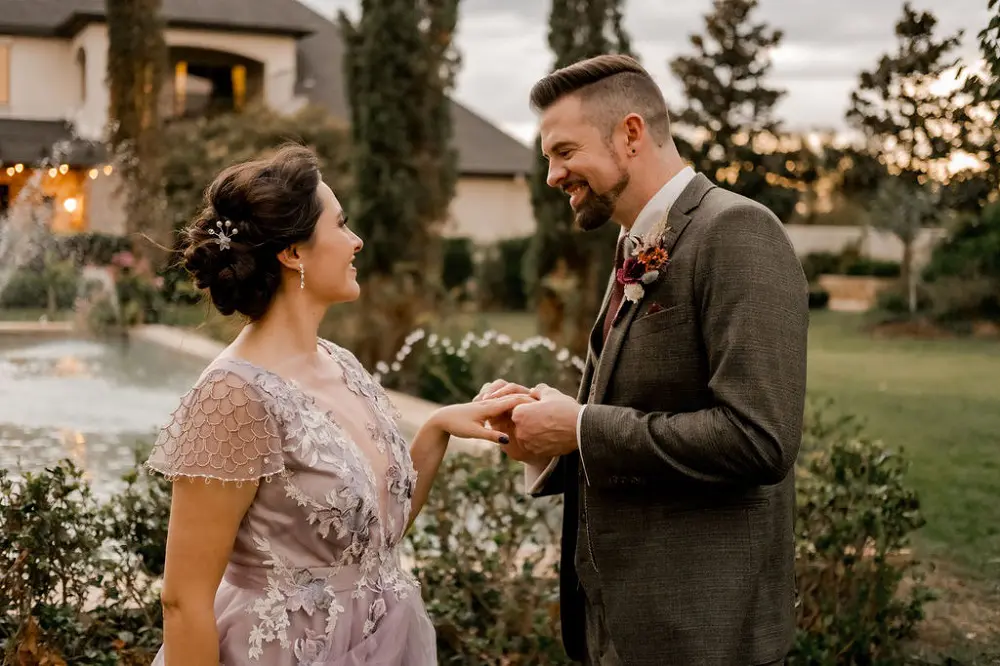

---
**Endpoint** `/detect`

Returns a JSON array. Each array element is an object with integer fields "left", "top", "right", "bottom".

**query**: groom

[{"left": 479, "top": 55, "right": 808, "bottom": 665}]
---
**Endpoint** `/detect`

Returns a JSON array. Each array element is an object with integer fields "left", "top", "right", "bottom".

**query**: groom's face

[{"left": 539, "top": 95, "right": 631, "bottom": 231}]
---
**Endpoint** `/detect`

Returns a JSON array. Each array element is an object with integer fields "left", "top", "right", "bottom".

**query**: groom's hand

[
  {"left": 475, "top": 379, "right": 532, "bottom": 402},
  {"left": 510, "top": 383, "right": 582, "bottom": 459},
  {"left": 474, "top": 380, "right": 547, "bottom": 465}
]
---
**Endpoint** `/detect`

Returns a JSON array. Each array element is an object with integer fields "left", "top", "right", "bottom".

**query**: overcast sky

[{"left": 300, "top": 0, "right": 989, "bottom": 145}]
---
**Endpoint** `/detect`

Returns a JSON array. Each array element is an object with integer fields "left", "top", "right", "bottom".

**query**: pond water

[{"left": 0, "top": 335, "right": 206, "bottom": 497}]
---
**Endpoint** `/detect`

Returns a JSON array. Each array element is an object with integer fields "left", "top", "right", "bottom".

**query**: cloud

[{"left": 300, "top": 0, "right": 991, "bottom": 137}]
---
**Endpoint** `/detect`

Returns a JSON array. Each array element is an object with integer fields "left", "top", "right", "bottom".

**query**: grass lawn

[
  {"left": 806, "top": 311, "right": 1000, "bottom": 577},
  {"left": 806, "top": 311, "right": 1000, "bottom": 662}
]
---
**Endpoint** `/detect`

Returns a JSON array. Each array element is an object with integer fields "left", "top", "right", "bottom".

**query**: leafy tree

[
  {"left": 528, "top": 0, "right": 633, "bottom": 353},
  {"left": 161, "top": 104, "right": 350, "bottom": 236},
  {"left": 970, "top": 0, "right": 1000, "bottom": 101},
  {"left": 339, "top": 0, "right": 461, "bottom": 367},
  {"left": 847, "top": 3, "right": 964, "bottom": 312},
  {"left": 923, "top": 201, "right": 1000, "bottom": 322},
  {"left": 868, "top": 179, "right": 939, "bottom": 314},
  {"left": 952, "top": 0, "right": 1000, "bottom": 210},
  {"left": 105, "top": 0, "right": 170, "bottom": 269},
  {"left": 669, "top": 0, "right": 807, "bottom": 222},
  {"left": 846, "top": 3, "right": 964, "bottom": 183}
]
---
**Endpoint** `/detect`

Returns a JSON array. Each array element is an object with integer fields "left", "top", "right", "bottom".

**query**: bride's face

[{"left": 296, "top": 182, "right": 363, "bottom": 304}]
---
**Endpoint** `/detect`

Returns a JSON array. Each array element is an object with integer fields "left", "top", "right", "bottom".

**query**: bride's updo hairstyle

[{"left": 181, "top": 144, "right": 325, "bottom": 320}]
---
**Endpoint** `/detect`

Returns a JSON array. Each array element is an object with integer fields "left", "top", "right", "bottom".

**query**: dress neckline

[{"left": 214, "top": 338, "right": 336, "bottom": 386}]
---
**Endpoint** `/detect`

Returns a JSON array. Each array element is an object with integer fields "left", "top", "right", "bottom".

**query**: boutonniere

[{"left": 616, "top": 223, "right": 672, "bottom": 304}]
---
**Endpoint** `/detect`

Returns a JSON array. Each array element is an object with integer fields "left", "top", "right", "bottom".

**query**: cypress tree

[
  {"left": 105, "top": 0, "right": 170, "bottom": 268},
  {"left": 528, "top": 0, "right": 633, "bottom": 353},
  {"left": 339, "top": 0, "right": 460, "bottom": 367},
  {"left": 669, "top": 0, "right": 801, "bottom": 222}
]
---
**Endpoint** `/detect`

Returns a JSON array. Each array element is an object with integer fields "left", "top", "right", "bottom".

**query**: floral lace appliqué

[{"left": 234, "top": 341, "right": 421, "bottom": 660}]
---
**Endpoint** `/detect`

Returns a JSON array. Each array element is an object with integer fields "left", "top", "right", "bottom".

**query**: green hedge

[
  {"left": 801, "top": 251, "right": 901, "bottom": 282},
  {"left": 0, "top": 233, "right": 135, "bottom": 310},
  {"left": 475, "top": 237, "right": 532, "bottom": 311},
  {"left": 0, "top": 261, "right": 79, "bottom": 310},
  {"left": 921, "top": 203, "right": 1000, "bottom": 322}
]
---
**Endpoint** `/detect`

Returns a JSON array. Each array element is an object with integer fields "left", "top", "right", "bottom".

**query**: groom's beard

[{"left": 573, "top": 170, "right": 630, "bottom": 232}]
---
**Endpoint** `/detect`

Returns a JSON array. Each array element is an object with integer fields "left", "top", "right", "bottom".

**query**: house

[{"left": 0, "top": 0, "right": 535, "bottom": 244}]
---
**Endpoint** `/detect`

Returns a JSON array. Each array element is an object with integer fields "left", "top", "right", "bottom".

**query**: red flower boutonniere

[{"left": 616, "top": 226, "right": 672, "bottom": 304}]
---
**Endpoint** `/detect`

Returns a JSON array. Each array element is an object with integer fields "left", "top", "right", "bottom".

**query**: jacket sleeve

[{"left": 578, "top": 202, "right": 809, "bottom": 488}]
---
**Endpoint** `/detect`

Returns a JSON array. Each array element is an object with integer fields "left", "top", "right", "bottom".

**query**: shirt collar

[{"left": 624, "top": 166, "right": 696, "bottom": 241}]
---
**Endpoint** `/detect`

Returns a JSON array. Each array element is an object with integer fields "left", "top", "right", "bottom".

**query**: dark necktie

[{"left": 601, "top": 234, "right": 631, "bottom": 345}]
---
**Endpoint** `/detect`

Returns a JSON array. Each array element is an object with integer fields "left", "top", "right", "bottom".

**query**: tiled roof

[
  {"left": 292, "top": 3, "right": 532, "bottom": 177},
  {"left": 0, "top": 120, "right": 104, "bottom": 166},
  {"left": 0, "top": 0, "right": 533, "bottom": 177},
  {"left": 0, "top": 0, "right": 315, "bottom": 37}
]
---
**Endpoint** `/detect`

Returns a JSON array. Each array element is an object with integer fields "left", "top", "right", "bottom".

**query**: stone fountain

[{"left": 0, "top": 134, "right": 121, "bottom": 331}]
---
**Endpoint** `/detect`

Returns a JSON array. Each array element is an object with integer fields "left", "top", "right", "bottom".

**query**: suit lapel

[
  {"left": 589, "top": 173, "right": 716, "bottom": 405},
  {"left": 587, "top": 267, "right": 617, "bottom": 361},
  {"left": 577, "top": 271, "right": 613, "bottom": 403}
]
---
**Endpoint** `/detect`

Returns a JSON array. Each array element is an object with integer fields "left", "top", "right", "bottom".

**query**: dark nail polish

[{"left": 499, "top": 435, "right": 509, "bottom": 445}]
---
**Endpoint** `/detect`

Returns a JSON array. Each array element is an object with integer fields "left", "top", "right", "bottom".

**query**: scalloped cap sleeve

[{"left": 144, "top": 368, "right": 284, "bottom": 483}]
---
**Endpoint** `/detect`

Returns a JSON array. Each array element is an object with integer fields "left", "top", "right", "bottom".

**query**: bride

[{"left": 144, "top": 144, "right": 530, "bottom": 665}]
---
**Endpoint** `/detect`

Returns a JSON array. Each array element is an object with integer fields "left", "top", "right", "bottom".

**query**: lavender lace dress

[{"left": 145, "top": 339, "right": 437, "bottom": 665}]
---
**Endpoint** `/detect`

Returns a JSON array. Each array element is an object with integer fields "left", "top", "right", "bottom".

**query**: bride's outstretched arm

[{"left": 405, "top": 394, "right": 535, "bottom": 531}]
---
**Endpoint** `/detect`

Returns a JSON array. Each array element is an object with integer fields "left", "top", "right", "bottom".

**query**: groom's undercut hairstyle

[{"left": 529, "top": 54, "right": 672, "bottom": 146}]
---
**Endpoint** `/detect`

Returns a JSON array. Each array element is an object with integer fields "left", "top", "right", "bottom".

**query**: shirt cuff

[
  {"left": 523, "top": 404, "right": 589, "bottom": 494},
  {"left": 576, "top": 404, "right": 591, "bottom": 486},
  {"left": 525, "top": 457, "right": 559, "bottom": 495}
]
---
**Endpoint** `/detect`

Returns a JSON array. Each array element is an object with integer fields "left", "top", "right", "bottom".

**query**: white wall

[
  {"left": 164, "top": 28, "right": 299, "bottom": 110},
  {"left": 784, "top": 224, "right": 947, "bottom": 267},
  {"left": 68, "top": 25, "right": 301, "bottom": 140},
  {"left": 72, "top": 25, "right": 108, "bottom": 139},
  {"left": 0, "top": 37, "right": 78, "bottom": 122},
  {"left": 445, "top": 176, "right": 535, "bottom": 243},
  {"left": 84, "top": 170, "right": 127, "bottom": 235}
]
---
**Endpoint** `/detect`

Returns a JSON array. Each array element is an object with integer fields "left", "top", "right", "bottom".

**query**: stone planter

[{"left": 816, "top": 274, "right": 897, "bottom": 312}]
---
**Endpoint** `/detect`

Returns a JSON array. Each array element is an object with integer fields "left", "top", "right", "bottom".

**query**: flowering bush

[
  {"left": 406, "top": 451, "right": 567, "bottom": 664},
  {"left": 373, "top": 327, "right": 586, "bottom": 405},
  {"left": 82, "top": 251, "right": 167, "bottom": 333}
]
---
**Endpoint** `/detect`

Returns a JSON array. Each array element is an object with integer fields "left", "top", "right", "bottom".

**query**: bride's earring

[{"left": 299, "top": 263, "right": 305, "bottom": 290}]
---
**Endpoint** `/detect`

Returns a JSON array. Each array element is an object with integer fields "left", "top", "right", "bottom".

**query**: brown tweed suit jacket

[{"left": 533, "top": 173, "right": 809, "bottom": 666}]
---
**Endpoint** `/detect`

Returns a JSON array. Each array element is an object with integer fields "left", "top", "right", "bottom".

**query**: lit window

[
  {"left": 0, "top": 44, "right": 9, "bottom": 105},
  {"left": 174, "top": 61, "right": 188, "bottom": 116},
  {"left": 232, "top": 65, "right": 246, "bottom": 111}
]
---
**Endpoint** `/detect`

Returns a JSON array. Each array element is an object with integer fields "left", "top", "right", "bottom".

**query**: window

[
  {"left": 0, "top": 44, "right": 9, "bottom": 105},
  {"left": 76, "top": 48, "right": 86, "bottom": 103}
]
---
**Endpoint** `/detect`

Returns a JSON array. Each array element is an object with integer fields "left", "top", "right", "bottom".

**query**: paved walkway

[
  {"left": 0, "top": 320, "right": 75, "bottom": 335},
  {"left": 132, "top": 324, "right": 490, "bottom": 456}
]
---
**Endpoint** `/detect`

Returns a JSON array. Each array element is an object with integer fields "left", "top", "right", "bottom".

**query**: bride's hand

[{"left": 428, "top": 394, "right": 536, "bottom": 445}]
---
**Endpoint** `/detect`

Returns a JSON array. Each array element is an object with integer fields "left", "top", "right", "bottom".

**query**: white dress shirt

[{"left": 525, "top": 166, "right": 696, "bottom": 494}]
